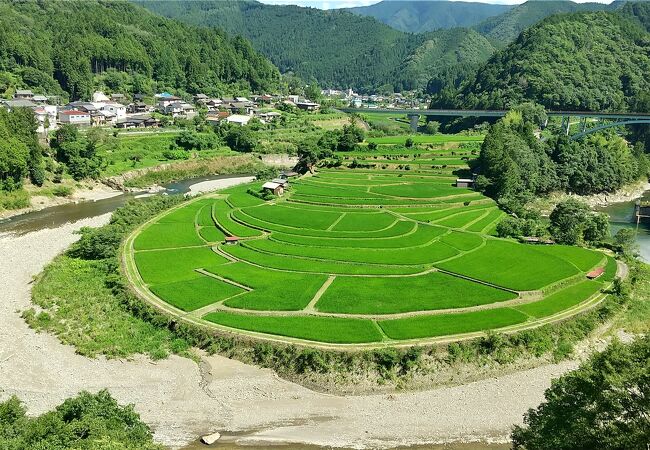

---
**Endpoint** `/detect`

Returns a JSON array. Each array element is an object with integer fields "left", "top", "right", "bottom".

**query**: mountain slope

[
  {"left": 443, "top": 11, "right": 650, "bottom": 111},
  {"left": 474, "top": 0, "right": 609, "bottom": 44},
  {"left": 0, "top": 0, "right": 279, "bottom": 100},
  {"left": 139, "top": 0, "right": 496, "bottom": 92},
  {"left": 347, "top": 0, "right": 511, "bottom": 33}
]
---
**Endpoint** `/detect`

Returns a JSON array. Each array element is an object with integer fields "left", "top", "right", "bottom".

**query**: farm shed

[
  {"left": 271, "top": 178, "right": 289, "bottom": 187},
  {"left": 262, "top": 182, "right": 284, "bottom": 196},
  {"left": 224, "top": 236, "right": 240, "bottom": 245},
  {"left": 455, "top": 178, "right": 474, "bottom": 188},
  {"left": 586, "top": 267, "right": 605, "bottom": 279}
]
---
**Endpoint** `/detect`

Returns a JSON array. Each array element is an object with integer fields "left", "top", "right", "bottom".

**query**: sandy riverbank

[
  {"left": 0, "top": 214, "right": 592, "bottom": 449},
  {"left": 188, "top": 176, "right": 256, "bottom": 196}
]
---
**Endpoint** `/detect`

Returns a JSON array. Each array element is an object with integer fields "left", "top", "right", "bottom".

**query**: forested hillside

[
  {"left": 474, "top": 0, "right": 608, "bottom": 45},
  {"left": 139, "top": 0, "right": 496, "bottom": 92},
  {"left": 347, "top": 0, "right": 510, "bottom": 33},
  {"left": 436, "top": 11, "right": 650, "bottom": 111},
  {"left": 0, "top": 0, "right": 280, "bottom": 101}
]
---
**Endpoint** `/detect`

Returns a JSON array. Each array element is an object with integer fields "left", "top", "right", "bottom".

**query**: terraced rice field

[{"left": 125, "top": 166, "right": 616, "bottom": 346}]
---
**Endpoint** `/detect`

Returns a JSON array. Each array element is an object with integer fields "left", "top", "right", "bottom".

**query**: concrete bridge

[{"left": 340, "top": 108, "right": 650, "bottom": 139}]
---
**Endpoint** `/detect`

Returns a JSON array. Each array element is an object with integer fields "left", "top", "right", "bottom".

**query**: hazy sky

[{"left": 260, "top": 0, "right": 611, "bottom": 8}]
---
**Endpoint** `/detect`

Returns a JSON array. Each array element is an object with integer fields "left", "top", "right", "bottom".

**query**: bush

[
  {"left": 51, "top": 185, "right": 72, "bottom": 197},
  {"left": 0, "top": 390, "right": 161, "bottom": 449}
]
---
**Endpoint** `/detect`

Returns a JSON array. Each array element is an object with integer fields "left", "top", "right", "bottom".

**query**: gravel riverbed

[{"left": 0, "top": 214, "right": 582, "bottom": 449}]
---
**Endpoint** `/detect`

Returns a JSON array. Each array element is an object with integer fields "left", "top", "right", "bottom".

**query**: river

[
  {"left": 0, "top": 173, "right": 251, "bottom": 236},
  {"left": 597, "top": 191, "right": 650, "bottom": 261}
]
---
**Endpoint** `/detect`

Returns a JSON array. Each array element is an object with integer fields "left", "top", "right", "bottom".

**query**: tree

[
  {"left": 614, "top": 228, "right": 639, "bottom": 257},
  {"left": 0, "top": 390, "right": 162, "bottom": 449},
  {"left": 424, "top": 121, "right": 440, "bottom": 135},
  {"left": 224, "top": 127, "right": 257, "bottom": 153},
  {"left": 549, "top": 199, "right": 609, "bottom": 245},
  {"left": 296, "top": 139, "right": 331, "bottom": 173},
  {"left": 512, "top": 336, "right": 650, "bottom": 450},
  {"left": 405, "top": 137, "right": 414, "bottom": 148}
]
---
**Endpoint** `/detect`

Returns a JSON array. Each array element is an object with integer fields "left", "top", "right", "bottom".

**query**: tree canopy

[
  {"left": 0, "top": 390, "right": 162, "bottom": 449},
  {"left": 436, "top": 11, "right": 650, "bottom": 111},
  {"left": 512, "top": 336, "right": 650, "bottom": 450},
  {"left": 0, "top": 0, "right": 280, "bottom": 100}
]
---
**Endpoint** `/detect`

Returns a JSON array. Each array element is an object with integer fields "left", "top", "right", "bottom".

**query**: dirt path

[{"left": 0, "top": 216, "right": 583, "bottom": 449}]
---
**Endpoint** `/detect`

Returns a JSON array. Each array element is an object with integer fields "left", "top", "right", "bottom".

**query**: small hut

[
  {"left": 262, "top": 181, "right": 284, "bottom": 196},
  {"left": 224, "top": 236, "right": 240, "bottom": 245}
]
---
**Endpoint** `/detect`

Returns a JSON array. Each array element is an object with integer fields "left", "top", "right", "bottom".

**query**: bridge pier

[
  {"left": 580, "top": 116, "right": 587, "bottom": 133},
  {"left": 407, "top": 114, "right": 420, "bottom": 132}
]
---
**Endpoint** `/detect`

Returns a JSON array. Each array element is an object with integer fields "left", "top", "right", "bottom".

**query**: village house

[
  {"left": 224, "top": 101, "right": 254, "bottom": 115},
  {"left": 262, "top": 181, "right": 284, "bottom": 196},
  {"left": 455, "top": 178, "right": 475, "bottom": 188},
  {"left": 59, "top": 110, "right": 91, "bottom": 126},
  {"left": 258, "top": 111, "right": 281, "bottom": 122},
  {"left": 33, "top": 106, "right": 58, "bottom": 133},
  {"left": 225, "top": 114, "right": 252, "bottom": 126},
  {"left": 205, "top": 98, "right": 223, "bottom": 112},
  {"left": 114, "top": 114, "right": 159, "bottom": 129},
  {"left": 193, "top": 93, "right": 208, "bottom": 104},
  {"left": 164, "top": 101, "right": 196, "bottom": 118},
  {"left": 296, "top": 100, "right": 320, "bottom": 111},
  {"left": 2, "top": 99, "right": 38, "bottom": 109},
  {"left": 92, "top": 91, "right": 110, "bottom": 102},
  {"left": 110, "top": 93, "right": 126, "bottom": 104},
  {"left": 156, "top": 93, "right": 183, "bottom": 109},
  {"left": 13, "top": 89, "right": 34, "bottom": 100},
  {"left": 101, "top": 102, "right": 127, "bottom": 121},
  {"left": 32, "top": 95, "right": 48, "bottom": 104},
  {"left": 206, "top": 111, "right": 230, "bottom": 126},
  {"left": 128, "top": 102, "right": 150, "bottom": 114}
]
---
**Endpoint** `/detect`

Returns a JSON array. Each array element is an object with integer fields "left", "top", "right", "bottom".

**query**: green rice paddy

[{"left": 126, "top": 157, "right": 616, "bottom": 345}]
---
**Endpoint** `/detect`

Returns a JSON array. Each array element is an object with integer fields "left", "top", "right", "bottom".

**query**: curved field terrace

[{"left": 123, "top": 169, "right": 618, "bottom": 346}]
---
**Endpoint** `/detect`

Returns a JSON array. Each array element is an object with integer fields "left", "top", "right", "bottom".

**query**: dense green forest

[
  {"left": 0, "top": 108, "right": 43, "bottom": 192},
  {"left": 476, "top": 105, "right": 649, "bottom": 213},
  {"left": 0, "top": 0, "right": 280, "bottom": 101},
  {"left": 139, "top": 0, "right": 496, "bottom": 92},
  {"left": 347, "top": 0, "right": 510, "bottom": 33},
  {"left": 435, "top": 11, "right": 650, "bottom": 111},
  {"left": 474, "top": 0, "right": 608, "bottom": 44}
]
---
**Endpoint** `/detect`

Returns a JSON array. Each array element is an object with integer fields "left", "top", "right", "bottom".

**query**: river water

[
  {"left": 597, "top": 191, "right": 650, "bottom": 261},
  {"left": 0, "top": 174, "right": 248, "bottom": 236}
]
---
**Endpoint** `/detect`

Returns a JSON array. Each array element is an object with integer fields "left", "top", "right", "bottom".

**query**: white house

[
  {"left": 59, "top": 110, "right": 91, "bottom": 126},
  {"left": 33, "top": 106, "right": 58, "bottom": 133},
  {"left": 92, "top": 91, "right": 110, "bottom": 102},
  {"left": 164, "top": 102, "right": 196, "bottom": 118},
  {"left": 101, "top": 102, "right": 127, "bottom": 121},
  {"left": 225, "top": 114, "right": 252, "bottom": 126}
]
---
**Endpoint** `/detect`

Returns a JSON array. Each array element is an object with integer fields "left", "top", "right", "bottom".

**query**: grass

[
  {"left": 316, "top": 272, "right": 517, "bottom": 314},
  {"left": 514, "top": 280, "right": 603, "bottom": 318},
  {"left": 206, "top": 262, "right": 328, "bottom": 311},
  {"left": 203, "top": 312, "right": 383, "bottom": 343},
  {"left": 26, "top": 256, "right": 186, "bottom": 359},
  {"left": 134, "top": 246, "right": 228, "bottom": 285},
  {"left": 437, "top": 240, "right": 580, "bottom": 291},
  {"left": 379, "top": 308, "right": 528, "bottom": 340},
  {"left": 0, "top": 188, "right": 30, "bottom": 210},
  {"left": 150, "top": 275, "right": 244, "bottom": 312},
  {"left": 222, "top": 244, "right": 427, "bottom": 275},
  {"left": 134, "top": 222, "right": 203, "bottom": 250},
  {"left": 243, "top": 237, "right": 459, "bottom": 265}
]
